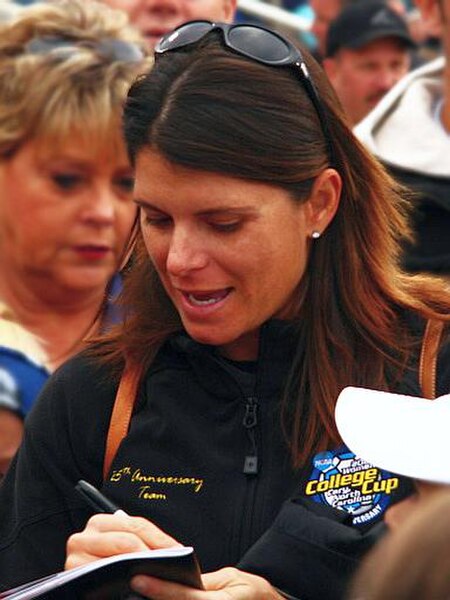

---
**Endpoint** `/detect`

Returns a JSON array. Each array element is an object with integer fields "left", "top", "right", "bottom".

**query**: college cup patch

[{"left": 305, "top": 446, "right": 399, "bottom": 526}]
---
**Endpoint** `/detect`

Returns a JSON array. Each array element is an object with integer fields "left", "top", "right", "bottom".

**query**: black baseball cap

[{"left": 326, "top": 0, "right": 415, "bottom": 57}]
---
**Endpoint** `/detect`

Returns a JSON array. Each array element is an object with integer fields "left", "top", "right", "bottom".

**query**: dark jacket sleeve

[
  {"left": 0, "top": 356, "right": 115, "bottom": 591},
  {"left": 238, "top": 497, "right": 385, "bottom": 600}
]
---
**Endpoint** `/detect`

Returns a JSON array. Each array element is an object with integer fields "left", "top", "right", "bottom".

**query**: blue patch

[{"left": 305, "top": 445, "right": 399, "bottom": 526}]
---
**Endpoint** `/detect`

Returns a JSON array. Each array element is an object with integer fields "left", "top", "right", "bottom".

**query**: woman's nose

[
  {"left": 166, "top": 228, "right": 208, "bottom": 276},
  {"left": 80, "top": 187, "right": 116, "bottom": 226}
]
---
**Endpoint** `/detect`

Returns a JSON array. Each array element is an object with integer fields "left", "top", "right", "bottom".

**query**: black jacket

[
  {"left": 389, "top": 165, "right": 450, "bottom": 275},
  {"left": 0, "top": 319, "right": 448, "bottom": 598}
]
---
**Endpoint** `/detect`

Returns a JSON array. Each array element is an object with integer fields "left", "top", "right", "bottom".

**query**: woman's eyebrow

[
  {"left": 197, "top": 206, "right": 258, "bottom": 217},
  {"left": 133, "top": 199, "right": 258, "bottom": 216},
  {"left": 133, "top": 199, "right": 161, "bottom": 209}
]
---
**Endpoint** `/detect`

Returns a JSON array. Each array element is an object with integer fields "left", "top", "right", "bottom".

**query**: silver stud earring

[{"left": 311, "top": 231, "right": 321, "bottom": 239}]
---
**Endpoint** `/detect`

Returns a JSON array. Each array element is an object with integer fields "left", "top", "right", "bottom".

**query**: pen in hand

[{"left": 75, "top": 479, "right": 128, "bottom": 516}]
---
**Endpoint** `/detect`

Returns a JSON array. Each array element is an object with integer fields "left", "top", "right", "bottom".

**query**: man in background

[
  {"left": 356, "top": 0, "right": 450, "bottom": 279},
  {"left": 102, "top": 0, "right": 236, "bottom": 49},
  {"left": 323, "top": 0, "right": 414, "bottom": 125},
  {"left": 310, "top": 0, "right": 348, "bottom": 57}
]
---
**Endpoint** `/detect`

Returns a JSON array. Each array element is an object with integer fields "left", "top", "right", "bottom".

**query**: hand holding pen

[
  {"left": 71, "top": 481, "right": 281, "bottom": 600},
  {"left": 67, "top": 480, "right": 181, "bottom": 571},
  {"left": 75, "top": 479, "right": 128, "bottom": 515}
]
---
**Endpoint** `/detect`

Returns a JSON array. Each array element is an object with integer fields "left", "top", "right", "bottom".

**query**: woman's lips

[
  {"left": 178, "top": 288, "right": 233, "bottom": 313},
  {"left": 184, "top": 288, "right": 231, "bottom": 306},
  {"left": 73, "top": 245, "right": 111, "bottom": 261}
]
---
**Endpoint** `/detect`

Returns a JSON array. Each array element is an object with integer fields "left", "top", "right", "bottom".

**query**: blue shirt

[
  {"left": 0, "top": 274, "right": 123, "bottom": 418},
  {"left": 0, "top": 348, "right": 49, "bottom": 417}
]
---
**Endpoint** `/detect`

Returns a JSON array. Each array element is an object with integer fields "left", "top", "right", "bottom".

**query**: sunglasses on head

[{"left": 155, "top": 20, "right": 335, "bottom": 167}]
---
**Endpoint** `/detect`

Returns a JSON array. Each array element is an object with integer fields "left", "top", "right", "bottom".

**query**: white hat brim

[{"left": 335, "top": 387, "right": 450, "bottom": 484}]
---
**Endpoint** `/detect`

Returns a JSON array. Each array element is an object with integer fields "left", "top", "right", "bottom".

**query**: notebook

[{"left": 0, "top": 546, "right": 202, "bottom": 599}]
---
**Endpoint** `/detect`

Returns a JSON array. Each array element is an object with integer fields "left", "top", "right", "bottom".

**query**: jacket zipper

[
  {"left": 237, "top": 324, "right": 269, "bottom": 556},
  {"left": 210, "top": 325, "right": 268, "bottom": 561},
  {"left": 242, "top": 396, "right": 259, "bottom": 475}
]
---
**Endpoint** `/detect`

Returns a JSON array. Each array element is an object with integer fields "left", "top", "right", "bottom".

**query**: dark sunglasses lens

[
  {"left": 227, "top": 26, "right": 291, "bottom": 64},
  {"left": 157, "top": 21, "right": 213, "bottom": 52}
]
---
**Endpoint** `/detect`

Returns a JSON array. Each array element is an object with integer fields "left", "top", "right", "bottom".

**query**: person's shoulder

[
  {"left": 0, "top": 303, "right": 48, "bottom": 366},
  {"left": 0, "top": 304, "right": 50, "bottom": 415},
  {"left": 51, "top": 348, "right": 121, "bottom": 395},
  {"left": 51, "top": 335, "right": 190, "bottom": 398},
  {"left": 399, "top": 307, "right": 449, "bottom": 349},
  {"left": 25, "top": 349, "right": 121, "bottom": 441},
  {"left": 436, "top": 321, "right": 450, "bottom": 396},
  {"left": 0, "top": 346, "right": 49, "bottom": 416},
  {"left": 401, "top": 307, "right": 450, "bottom": 395}
]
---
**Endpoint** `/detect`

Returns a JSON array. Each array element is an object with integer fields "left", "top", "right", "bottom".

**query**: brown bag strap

[
  {"left": 103, "top": 361, "right": 144, "bottom": 480},
  {"left": 419, "top": 318, "right": 445, "bottom": 400}
]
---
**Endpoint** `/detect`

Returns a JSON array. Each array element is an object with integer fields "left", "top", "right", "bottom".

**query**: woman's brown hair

[{"left": 101, "top": 32, "right": 449, "bottom": 464}]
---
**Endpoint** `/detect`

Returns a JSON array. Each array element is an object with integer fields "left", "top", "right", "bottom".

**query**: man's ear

[
  {"left": 304, "top": 168, "right": 342, "bottom": 236},
  {"left": 322, "top": 57, "right": 338, "bottom": 83},
  {"left": 414, "top": 0, "right": 444, "bottom": 34}
]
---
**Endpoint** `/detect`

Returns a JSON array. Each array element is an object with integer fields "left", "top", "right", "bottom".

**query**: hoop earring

[{"left": 311, "top": 231, "right": 321, "bottom": 239}]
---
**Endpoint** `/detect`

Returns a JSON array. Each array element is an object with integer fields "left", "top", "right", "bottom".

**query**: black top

[
  {"left": 388, "top": 164, "right": 450, "bottom": 275},
  {"left": 0, "top": 317, "right": 448, "bottom": 599}
]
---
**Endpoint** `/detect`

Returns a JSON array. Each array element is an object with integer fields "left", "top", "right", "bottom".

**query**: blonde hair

[
  {"left": 0, "top": 0, "right": 23, "bottom": 25},
  {"left": 0, "top": 0, "right": 152, "bottom": 157}
]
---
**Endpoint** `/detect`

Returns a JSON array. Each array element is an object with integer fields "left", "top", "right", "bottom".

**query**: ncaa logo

[{"left": 306, "top": 446, "right": 399, "bottom": 526}]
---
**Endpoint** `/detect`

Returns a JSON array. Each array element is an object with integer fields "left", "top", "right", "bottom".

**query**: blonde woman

[{"left": 0, "top": 0, "right": 151, "bottom": 474}]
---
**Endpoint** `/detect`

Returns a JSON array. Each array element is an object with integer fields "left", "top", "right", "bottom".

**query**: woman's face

[
  {"left": 135, "top": 149, "right": 313, "bottom": 360},
  {"left": 0, "top": 134, "right": 136, "bottom": 299}
]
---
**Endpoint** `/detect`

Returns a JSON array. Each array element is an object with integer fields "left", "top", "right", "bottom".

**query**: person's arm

[
  {"left": 0, "top": 355, "right": 116, "bottom": 591},
  {"left": 0, "top": 408, "right": 23, "bottom": 476},
  {"left": 237, "top": 498, "right": 385, "bottom": 600}
]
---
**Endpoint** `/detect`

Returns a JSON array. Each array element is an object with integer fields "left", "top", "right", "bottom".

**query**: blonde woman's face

[{"left": 0, "top": 134, "right": 136, "bottom": 298}]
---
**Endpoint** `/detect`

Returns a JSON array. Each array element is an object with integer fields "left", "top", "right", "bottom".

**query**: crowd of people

[{"left": 0, "top": 0, "right": 449, "bottom": 599}]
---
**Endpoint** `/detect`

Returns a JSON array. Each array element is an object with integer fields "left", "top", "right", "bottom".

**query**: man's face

[
  {"left": 103, "top": 0, "right": 236, "bottom": 49},
  {"left": 324, "top": 37, "right": 411, "bottom": 125},
  {"left": 310, "top": 0, "right": 343, "bottom": 57}
]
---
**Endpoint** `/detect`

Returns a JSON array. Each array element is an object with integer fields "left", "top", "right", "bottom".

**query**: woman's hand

[
  {"left": 65, "top": 513, "right": 180, "bottom": 570},
  {"left": 131, "top": 567, "right": 286, "bottom": 599},
  {"left": 66, "top": 518, "right": 285, "bottom": 599}
]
